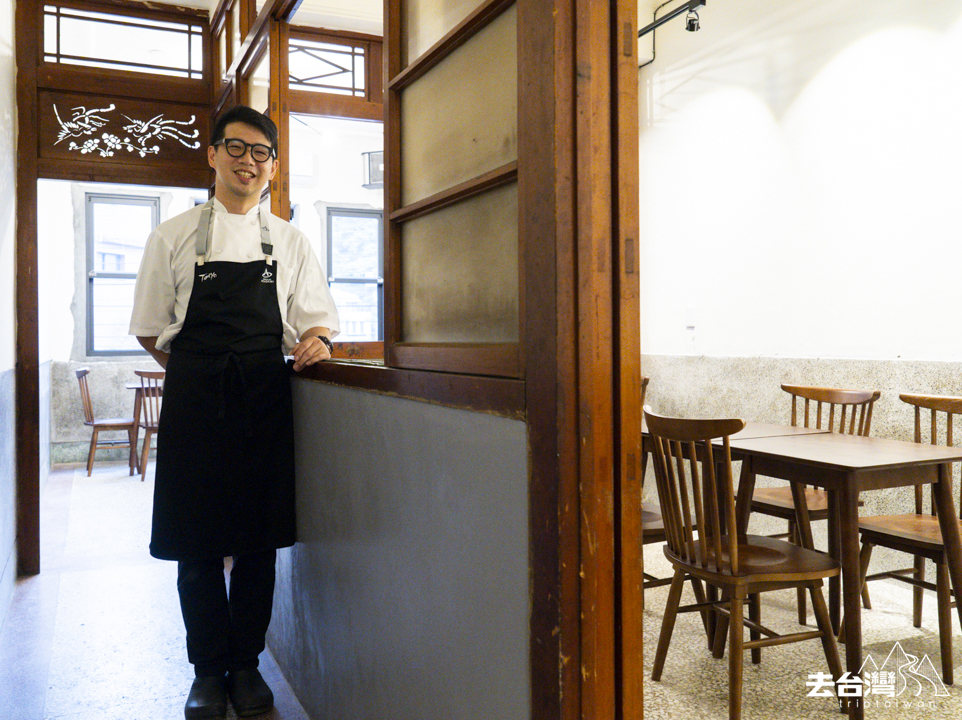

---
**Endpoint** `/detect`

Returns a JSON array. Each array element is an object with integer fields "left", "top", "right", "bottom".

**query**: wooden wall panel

[{"left": 38, "top": 91, "right": 208, "bottom": 169}]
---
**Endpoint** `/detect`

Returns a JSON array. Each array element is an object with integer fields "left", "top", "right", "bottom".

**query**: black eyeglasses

[{"left": 215, "top": 138, "right": 275, "bottom": 163}]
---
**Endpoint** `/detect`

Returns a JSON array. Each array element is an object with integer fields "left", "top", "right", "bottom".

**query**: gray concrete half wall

[{"left": 270, "top": 379, "right": 530, "bottom": 720}]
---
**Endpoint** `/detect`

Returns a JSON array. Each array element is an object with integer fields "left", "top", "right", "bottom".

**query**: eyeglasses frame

[{"left": 214, "top": 138, "right": 277, "bottom": 163}]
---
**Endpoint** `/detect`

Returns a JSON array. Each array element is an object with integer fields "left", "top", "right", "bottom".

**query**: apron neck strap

[{"left": 196, "top": 199, "right": 274, "bottom": 264}]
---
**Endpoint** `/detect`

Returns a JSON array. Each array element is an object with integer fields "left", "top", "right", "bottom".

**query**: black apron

[{"left": 149, "top": 202, "right": 295, "bottom": 561}]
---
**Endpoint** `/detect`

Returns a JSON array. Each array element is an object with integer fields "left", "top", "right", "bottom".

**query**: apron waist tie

[{"left": 214, "top": 352, "right": 254, "bottom": 436}]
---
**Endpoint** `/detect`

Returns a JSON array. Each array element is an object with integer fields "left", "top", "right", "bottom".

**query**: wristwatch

[{"left": 316, "top": 335, "right": 334, "bottom": 354}]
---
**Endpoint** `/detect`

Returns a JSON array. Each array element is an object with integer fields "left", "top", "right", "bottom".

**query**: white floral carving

[{"left": 53, "top": 104, "right": 201, "bottom": 157}]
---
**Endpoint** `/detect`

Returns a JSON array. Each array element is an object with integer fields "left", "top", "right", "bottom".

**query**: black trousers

[{"left": 177, "top": 549, "right": 277, "bottom": 677}]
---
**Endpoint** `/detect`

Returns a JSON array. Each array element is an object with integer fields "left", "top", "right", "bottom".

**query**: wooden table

[{"left": 727, "top": 432, "right": 962, "bottom": 719}]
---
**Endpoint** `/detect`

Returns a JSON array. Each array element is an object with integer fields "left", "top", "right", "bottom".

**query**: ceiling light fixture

[{"left": 638, "top": 0, "right": 706, "bottom": 39}]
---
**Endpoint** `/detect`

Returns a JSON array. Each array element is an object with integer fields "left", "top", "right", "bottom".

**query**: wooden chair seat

[
  {"left": 641, "top": 501, "right": 666, "bottom": 542},
  {"left": 665, "top": 534, "right": 839, "bottom": 584},
  {"left": 859, "top": 513, "right": 960, "bottom": 554},
  {"left": 751, "top": 486, "right": 830, "bottom": 518},
  {"left": 93, "top": 416, "right": 141, "bottom": 428}
]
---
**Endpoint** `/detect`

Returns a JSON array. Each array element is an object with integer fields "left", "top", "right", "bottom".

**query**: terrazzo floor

[
  {"left": 4, "top": 463, "right": 962, "bottom": 719},
  {"left": 0, "top": 463, "right": 310, "bottom": 720},
  {"left": 641, "top": 543, "right": 962, "bottom": 719}
]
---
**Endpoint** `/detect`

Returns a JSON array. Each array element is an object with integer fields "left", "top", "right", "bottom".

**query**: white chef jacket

[{"left": 129, "top": 198, "right": 339, "bottom": 354}]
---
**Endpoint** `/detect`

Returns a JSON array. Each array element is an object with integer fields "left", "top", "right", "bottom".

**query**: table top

[
  {"left": 728, "top": 431, "right": 962, "bottom": 471},
  {"left": 642, "top": 419, "right": 828, "bottom": 439}
]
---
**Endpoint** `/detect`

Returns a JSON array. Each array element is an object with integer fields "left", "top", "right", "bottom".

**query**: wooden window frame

[{"left": 384, "top": 0, "right": 521, "bottom": 379}]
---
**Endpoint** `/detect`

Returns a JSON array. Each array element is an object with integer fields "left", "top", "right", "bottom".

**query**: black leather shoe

[
  {"left": 184, "top": 675, "right": 227, "bottom": 720},
  {"left": 227, "top": 668, "right": 274, "bottom": 717}
]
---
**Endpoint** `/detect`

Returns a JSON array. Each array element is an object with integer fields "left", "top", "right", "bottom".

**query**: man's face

[{"left": 207, "top": 121, "right": 279, "bottom": 206}]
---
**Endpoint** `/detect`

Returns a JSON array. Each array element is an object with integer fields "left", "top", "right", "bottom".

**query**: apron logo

[
  {"left": 200, "top": 271, "right": 217, "bottom": 282},
  {"left": 261, "top": 268, "right": 274, "bottom": 284}
]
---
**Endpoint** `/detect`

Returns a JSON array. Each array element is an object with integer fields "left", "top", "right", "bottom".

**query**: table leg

[
  {"left": 827, "top": 490, "right": 841, "bottom": 633},
  {"left": 933, "top": 463, "right": 962, "bottom": 632},
  {"left": 838, "top": 479, "right": 863, "bottom": 720}
]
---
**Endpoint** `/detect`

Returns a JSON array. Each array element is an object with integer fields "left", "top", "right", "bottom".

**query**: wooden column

[
  {"left": 15, "top": 0, "right": 41, "bottom": 576},
  {"left": 269, "top": 18, "right": 290, "bottom": 220},
  {"left": 614, "top": 0, "right": 643, "bottom": 715}
]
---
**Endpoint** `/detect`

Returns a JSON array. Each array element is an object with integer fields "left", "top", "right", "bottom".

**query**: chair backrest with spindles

[
  {"left": 781, "top": 384, "right": 880, "bottom": 437},
  {"left": 75, "top": 368, "right": 95, "bottom": 425},
  {"left": 135, "top": 370, "right": 165, "bottom": 429},
  {"left": 899, "top": 393, "right": 962, "bottom": 518},
  {"left": 645, "top": 409, "right": 745, "bottom": 575}
]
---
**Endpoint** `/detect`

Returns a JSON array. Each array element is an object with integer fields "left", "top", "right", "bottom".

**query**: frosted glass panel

[
  {"left": 402, "top": 183, "right": 518, "bottom": 343},
  {"left": 403, "top": 0, "right": 484, "bottom": 65},
  {"left": 400, "top": 5, "right": 517, "bottom": 205}
]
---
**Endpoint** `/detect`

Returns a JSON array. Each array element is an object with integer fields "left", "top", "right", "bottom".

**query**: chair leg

[
  {"left": 712, "top": 588, "right": 731, "bottom": 659},
  {"left": 809, "top": 581, "right": 843, "bottom": 682},
  {"left": 127, "top": 428, "right": 137, "bottom": 476},
  {"left": 86, "top": 430, "right": 98, "bottom": 476},
  {"left": 140, "top": 429, "right": 153, "bottom": 482},
  {"left": 913, "top": 555, "right": 925, "bottom": 628},
  {"left": 790, "top": 521, "right": 809, "bottom": 625},
  {"left": 728, "top": 594, "right": 745, "bottom": 720},
  {"left": 749, "top": 593, "right": 761, "bottom": 665},
  {"left": 689, "top": 577, "right": 714, "bottom": 649},
  {"left": 937, "top": 560, "right": 953, "bottom": 686},
  {"left": 652, "top": 570, "right": 686, "bottom": 682}
]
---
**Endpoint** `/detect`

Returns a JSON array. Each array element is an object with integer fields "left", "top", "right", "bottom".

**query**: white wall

[
  {"left": 0, "top": 0, "right": 18, "bottom": 621},
  {"left": 639, "top": 0, "right": 962, "bottom": 361},
  {"left": 0, "top": 0, "right": 14, "bottom": 371},
  {"left": 37, "top": 180, "right": 205, "bottom": 363}
]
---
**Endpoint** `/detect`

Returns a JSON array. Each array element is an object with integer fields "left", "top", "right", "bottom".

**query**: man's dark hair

[{"left": 210, "top": 106, "right": 278, "bottom": 153}]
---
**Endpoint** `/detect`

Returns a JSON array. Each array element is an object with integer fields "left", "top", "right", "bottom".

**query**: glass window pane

[
  {"left": 401, "top": 6, "right": 517, "bottom": 205},
  {"left": 404, "top": 0, "right": 484, "bottom": 66},
  {"left": 91, "top": 278, "right": 141, "bottom": 352},
  {"left": 91, "top": 201, "right": 153, "bottom": 273},
  {"left": 47, "top": 9, "right": 202, "bottom": 77},
  {"left": 329, "top": 282, "right": 380, "bottom": 342},
  {"left": 402, "top": 182, "right": 518, "bottom": 343},
  {"left": 330, "top": 214, "right": 380, "bottom": 279}
]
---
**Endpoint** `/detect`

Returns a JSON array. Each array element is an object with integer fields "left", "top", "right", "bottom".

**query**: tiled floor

[{"left": 0, "top": 464, "right": 310, "bottom": 720}]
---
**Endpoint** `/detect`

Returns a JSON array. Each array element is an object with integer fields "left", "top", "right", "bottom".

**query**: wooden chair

[
  {"left": 750, "top": 384, "right": 880, "bottom": 623},
  {"left": 76, "top": 368, "right": 137, "bottom": 477},
  {"left": 135, "top": 370, "right": 164, "bottom": 481},
  {"left": 852, "top": 393, "right": 962, "bottom": 685},
  {"left": 640, "top": 377, "right": 670, "bottom": 588},
  {"left": 642, "top": 395, "right": 715, "bottom": 645},
  {"left": 646, "top": 409, "right": 842, "bottom": 720}
]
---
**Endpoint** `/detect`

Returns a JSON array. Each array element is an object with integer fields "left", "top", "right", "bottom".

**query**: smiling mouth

[{"left": 235, "top": 170, "right": 255, "bottom": 179}]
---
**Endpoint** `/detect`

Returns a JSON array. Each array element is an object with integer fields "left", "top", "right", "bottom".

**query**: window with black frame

[
  {"left": 85, "top": 193, "right": 159, "bottom": 355},
  {"left": 326, "top": 207, "right": 383, "bottom": 342}
]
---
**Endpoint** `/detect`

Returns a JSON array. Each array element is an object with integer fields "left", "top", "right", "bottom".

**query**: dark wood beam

[{"left": 16, "top": 0, "right": 41, "bottom": 576}]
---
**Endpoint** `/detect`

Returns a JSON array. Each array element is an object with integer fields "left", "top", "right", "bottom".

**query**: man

[{"left": 129, "top": 105, "right": 338, "bottom": 719}]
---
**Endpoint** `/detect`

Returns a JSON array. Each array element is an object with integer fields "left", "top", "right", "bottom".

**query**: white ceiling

[{"left": 152, "top": 0, "right": 382, "bottom": 34}]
